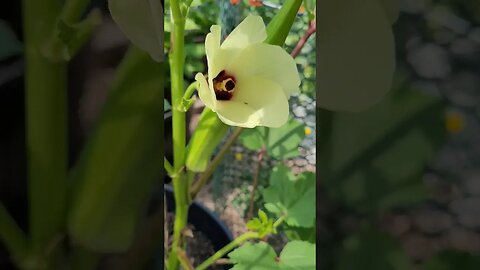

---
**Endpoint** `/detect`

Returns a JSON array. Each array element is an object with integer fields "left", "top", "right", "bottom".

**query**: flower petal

[
  {"left": 195, "top": 73, "right": 216, "bottom": 110},
  {"left": 227, "top": 43, "right": 300, "bottom": 96},
  {"left": 234, "top": 76, "right": 290, "bottom": 128},
  {"left": 216, "top": 101, "right": 261, "bottom": 128},
  {"left": 205, "top": 25, "right": 221, "bottom": 61},
  {"left": 205, "top": 25, "right": 233, "bottom": 84},
  {"left": 221, "top": 15, "right": 267, "bottom": 50}
]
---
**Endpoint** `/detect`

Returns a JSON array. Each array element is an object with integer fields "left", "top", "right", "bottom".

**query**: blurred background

[
  {"left": 318, "top": 0, "right": 480, "bottom": 269},
  {"left": 0, "top": 0, "right": 129, "bottom": 268}
]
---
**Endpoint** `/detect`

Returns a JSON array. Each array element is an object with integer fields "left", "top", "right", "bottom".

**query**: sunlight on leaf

[{"left": 263, "top": 165, "right": 315, "bottom": 227}]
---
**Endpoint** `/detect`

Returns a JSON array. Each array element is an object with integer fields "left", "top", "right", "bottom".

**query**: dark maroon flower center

[{"left": 213, "top": 70, "right": 236, "bottom": 101}]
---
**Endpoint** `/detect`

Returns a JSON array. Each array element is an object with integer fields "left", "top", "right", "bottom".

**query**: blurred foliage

[
  {"left": 317, "top": 0, "right": 480, "bottom": 268},
  {"left": 423, "top": 250, "right": 480, "bottom": 270},
  {"left": 334, "top": 225, "right": 414, "bottom": 270},
  {"left": 68, "top": 47, "right": 164, "bottom": 252},
  {"left": 319, "top": 82, "right": 446, "bottom": 214}
]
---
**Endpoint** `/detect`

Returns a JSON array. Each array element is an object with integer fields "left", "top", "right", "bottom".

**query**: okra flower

[{"left": 195, "top": 15, "right": 300, "bottom": 128}]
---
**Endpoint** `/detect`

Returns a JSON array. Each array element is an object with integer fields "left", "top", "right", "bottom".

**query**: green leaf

[
  {"left": 240, "top": 127, "right": 266, "bottom": 151},
  {"left": 259, "top": 209, "right": 268, "bottom": 224},
  {"left": 185, "top": 108, "right": 229, "bottom": 172},
  {"left": 319, "top": 85, "right": 445, "bottom": 213},
  {"left": 108, "top": 0, "right": 164, "bottom": 62},
  {"left": 239, "top": 118, "right": 305, "bottom": 159},
  {"left": 0, "top": 20, "right": 22, "bottom": 61},
  {"left": 279, "top": 241, "right": 316, "bottom": 270},
  {"left": 229, "top": 242, "right": 278, "bottom": 270},
  {"left": 335, "top": 226, "right": 413, "bottom": 270},
  {"left": 246, "top": 219, "right": 262, "bottom": 231},
  {"left": 424, "top": 250, "right": 480, "bottom": 270},
  {"left": 284, "top": 225, "right": 316, "bottom": 243},
  {"left": 266, "top": 118, "right": 304, "bottom": 159},
  {"left": 318, "top": 0, "right": 395, "bottom": 111},
  {"left": 265, "top": 0, "right": 303, "bottom": 46},
  {"left": 68, "top": 47, "right": 164, "bottom": 252},
  {"left": 263, "top": 165, "right": 315, "bottom": 227},
  {"left": 246, "top": 209, "right": 276, "bottom": 238},
  {"left": 229, "top": 241, "right": 316, "bottom": 270}
]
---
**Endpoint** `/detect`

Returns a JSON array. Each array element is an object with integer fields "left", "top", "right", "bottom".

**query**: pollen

[{"left": 213, "top": 70, "right": 236, "bottom": 101}]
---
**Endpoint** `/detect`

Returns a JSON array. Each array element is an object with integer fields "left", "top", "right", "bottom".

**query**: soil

[{"left": 166, "top": 213, "right": 225, "bottom": 270}]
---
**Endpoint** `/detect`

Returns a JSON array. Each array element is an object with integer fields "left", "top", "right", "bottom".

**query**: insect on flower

[{"left": 195, "top": 15, "right": 301, "bottom": 128}]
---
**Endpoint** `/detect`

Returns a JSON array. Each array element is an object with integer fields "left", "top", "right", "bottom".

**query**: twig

[
  {"left": 247, "top": 147, "right": 266, "bottom": 220},
  {"left": 177, "top": 248, "right": 194, "bottom": 270},
  {"left": 214, "top": 258, "right": 232, "bottom": 265},
  {"left": 290, "top": 20, "right": 316, "bottom": 58},
  {"left": 195, "top": 232, "right": 259, "bottom": 270}
]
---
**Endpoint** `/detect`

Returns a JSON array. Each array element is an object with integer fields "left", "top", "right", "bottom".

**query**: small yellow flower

[
  {"left": 446, "top": 111, "right": 465, "bottom": 134},
  {"left": 304, "top": 127, "right": 312, "bottom": 136},
  {"left": 235, "top": 152, "right": 243, "bottom": 161},
  {"left": 195, "top": 15, "right": 301, "bottom": 128}
]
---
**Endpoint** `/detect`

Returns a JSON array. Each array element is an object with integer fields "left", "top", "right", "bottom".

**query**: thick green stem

[
  {"left": 167, "top": 175, "right": 189, "bottom": 270},
  {"left": 23, "top": 0, "right": 67, "bottom": 256},
  {"left": 167, "top": 0, "right": 188, "bottom": 269},
  {"left": 195, "top": 232, "right": 259, "bottom": 270},
  {"left": 170, "top": 17, "right": 186, "bottom": 172}
]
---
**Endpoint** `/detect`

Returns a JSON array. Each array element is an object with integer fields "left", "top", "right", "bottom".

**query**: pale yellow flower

[{"left": 195, "top": 15, "right": 301, "bottom": 128}]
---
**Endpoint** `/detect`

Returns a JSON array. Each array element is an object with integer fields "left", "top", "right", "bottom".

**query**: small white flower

[{"left": 195, "top": 15, "right": 301, "bottom": 128}]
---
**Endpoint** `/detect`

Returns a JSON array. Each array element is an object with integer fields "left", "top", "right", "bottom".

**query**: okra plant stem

[
  {"left": 167, "top": 0, "right": 188, "bottom": 269},
  {"left": 23, "top": 0, "right": 67, "bottom": 257},
  {"left": 195, "top": 232, "right": 260, "bottom": 270}
]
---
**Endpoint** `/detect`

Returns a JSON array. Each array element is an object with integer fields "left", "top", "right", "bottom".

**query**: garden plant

[{"left": 0, "top": 0, "right": 399, "bottom": 269}]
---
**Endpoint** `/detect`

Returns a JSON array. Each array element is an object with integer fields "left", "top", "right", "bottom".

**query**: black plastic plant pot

[{"left": 164, "top": 185, "right": 234, "bottom": 269}]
